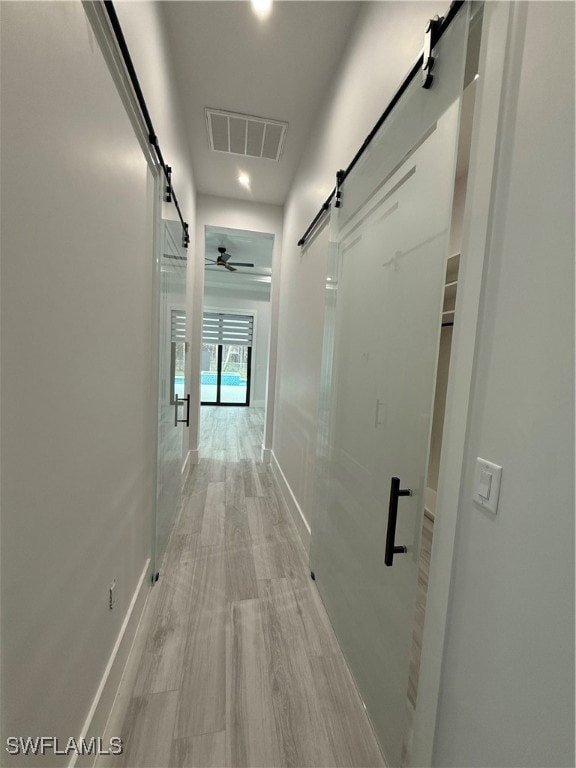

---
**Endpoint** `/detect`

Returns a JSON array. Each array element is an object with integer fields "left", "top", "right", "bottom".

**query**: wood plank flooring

[
  {"left": 407, "top": 511, "right": 434, "bottom": 710},
  {"left": 100, "top": 407, "right": 385, "bottom": 768},
  {"left": 401, "top": 511, "right": 434, "bottom": 767}
]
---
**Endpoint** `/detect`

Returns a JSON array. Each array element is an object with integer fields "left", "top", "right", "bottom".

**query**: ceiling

[
  {"left": 161, "top": 1, "right": 361, "bottom": 206},
  {"left": 204, "top": 225, "right": 274, "bottom": 292}
]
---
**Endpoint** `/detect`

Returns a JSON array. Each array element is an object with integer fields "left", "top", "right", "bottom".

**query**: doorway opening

[{"left": 201, "top": 225, "right": 274, "bottom": 456}]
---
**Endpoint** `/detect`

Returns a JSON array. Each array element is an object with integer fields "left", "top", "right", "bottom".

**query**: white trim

[
  {"left": 188, "top": 447, "right": 200, "bottom": 466},
  {"left": 252, "top": 399, "right": 265, "bottom": 409},
  {"left": 201, "top": 305, "right": 257, "bottom": 324},
  {"left": 270, "top": 450, "right": 311, "bottom": 552},
  {"left": 69, "top": 559, "right": 151, "bottom": 768},
  {"left": 412, "top": 4, "right": 515, "bottom": 764},
  {"left": 260, "top": 446, "right": 271, "bottom": 464}
]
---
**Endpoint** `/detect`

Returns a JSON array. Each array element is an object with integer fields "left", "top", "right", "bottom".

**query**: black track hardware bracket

[
  {"left": 164, "top": 166, "right": 172, "bottom": 203},
  {"left": 103, "top": 2, "right": 190, "bottom": 249},
  {"left": 297, "top": 0, "right": 464, "bottom": 248},
  {"left": 335, "top": 170, "right": 345, "bottom": 209},
  {"left": 422, "top": 16, "right": 444, "bottom": 89}
]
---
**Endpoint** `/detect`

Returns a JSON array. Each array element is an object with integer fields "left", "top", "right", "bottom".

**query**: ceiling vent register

[{"left": 206, "top": 109, "right": 287, "bottom": 161}]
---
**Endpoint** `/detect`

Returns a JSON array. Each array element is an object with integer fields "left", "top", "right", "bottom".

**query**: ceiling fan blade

[
  {"left": 224, "top": 264, "right": 237, "bottom": 272},
  {"left": 218, "top": 252, "right": 231, "bottom": 263},
  {"left": 228, "top": 262, "right": 254, "bottom": 268},
  {"left": 205, "top": 258, "right": 218, "bottom": 264}
]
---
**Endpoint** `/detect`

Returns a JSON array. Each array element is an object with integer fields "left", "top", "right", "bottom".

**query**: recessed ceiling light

[
  {"left": 251, "top": 0, "right": 272, "bottom": 20},
  {"left": 238, "top": 173, "right": 250, "bottom": 188}
]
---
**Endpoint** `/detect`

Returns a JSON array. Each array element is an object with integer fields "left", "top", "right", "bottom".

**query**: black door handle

[
  {"left": 174, "top": 394, "right": 191, "bottom": 427},
  {"left": 385, "top": 476, "right": 412, "bottom": 566}
]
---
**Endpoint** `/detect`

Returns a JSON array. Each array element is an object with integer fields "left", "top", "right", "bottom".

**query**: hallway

[
  {"left": 2, "top": 3, "right": 574, "bottom": 766},
  {"left": 101, "top": 407, "right": 384, "bottom": 767}
]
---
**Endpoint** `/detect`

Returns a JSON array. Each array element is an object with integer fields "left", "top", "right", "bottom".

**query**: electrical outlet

[{"left": 109, "top": 580, "right": 116, "bottom": 610}]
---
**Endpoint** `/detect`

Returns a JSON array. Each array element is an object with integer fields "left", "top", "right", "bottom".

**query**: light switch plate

[{"left": 473, "top": 458, "right": 502, "bottom": 514}]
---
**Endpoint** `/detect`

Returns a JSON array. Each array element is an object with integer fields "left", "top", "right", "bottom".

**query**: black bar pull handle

[
  {"left": 385, "top": 476, "right": 412, "bottom": 566},
  {"left": 184, "top": 394, "right": 190, "bottom": 427},
  {"left": 174, "top": 394, "right": 191, "bottom": 427}
]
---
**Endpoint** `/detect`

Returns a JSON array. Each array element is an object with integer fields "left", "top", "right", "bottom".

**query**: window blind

[
  {"left": 171, "top": 309, "right": 186, "bottom": 342},
  {"left": 202, "top": 312, "right": 253, "bottom": 347}
]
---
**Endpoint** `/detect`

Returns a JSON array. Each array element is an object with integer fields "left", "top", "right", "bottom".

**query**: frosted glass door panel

[
  {"left": 155, "top": 216, "right": 187, "bottom": 575},
  {"left": 310, "top": 8, "right": 469, "bottom": 766}
]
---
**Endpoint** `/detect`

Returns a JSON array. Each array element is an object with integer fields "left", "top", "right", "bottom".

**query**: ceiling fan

[{"left": 205, "top": 246, "right": 254, "bottom": 272}]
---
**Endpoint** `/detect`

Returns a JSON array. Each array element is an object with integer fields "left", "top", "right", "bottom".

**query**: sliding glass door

[
  {"left": 155, "top": 217, "right": 187, "bottom": 576},
  {"left": 310, "top": 7, "right": 471, "bottom": 766},
  {"left": 201, "top": 313, "right": 253, "bottom": 406}
]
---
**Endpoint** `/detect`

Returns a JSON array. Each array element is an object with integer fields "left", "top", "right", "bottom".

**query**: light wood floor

[
  {"left": 100, "top": 406, "right": 385, "bottom": 768},
  {"left": 401, "top": 511, "right": 434, "bottom": 767},
  {"left": 407, "top": 511, "right": 433, "bottom": 711}
]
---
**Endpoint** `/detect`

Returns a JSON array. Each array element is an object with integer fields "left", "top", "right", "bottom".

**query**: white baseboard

[
  {"left": 261, "top": 446, "right": 271, "bottom": 464},
  {"left": 270, "top": 451, "right": 311, "bottom": 554},
  {"left": 251, "top": 399, "right": 265, "bottom": 408},
  {"left": 70, "top": 559, "right": 151, "bottom": 768},
  {"left": 188, "top": 448, "right": 199, "bottom": 466}
]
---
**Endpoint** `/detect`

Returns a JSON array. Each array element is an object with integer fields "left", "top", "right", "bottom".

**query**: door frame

[{"left": 412, "top": 4, "right": 516, "bottom": 763}]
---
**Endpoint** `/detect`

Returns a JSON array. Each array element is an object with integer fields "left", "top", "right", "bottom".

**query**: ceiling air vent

[{"left": 205, "top": 109, "right": 287, "bottom": 161}]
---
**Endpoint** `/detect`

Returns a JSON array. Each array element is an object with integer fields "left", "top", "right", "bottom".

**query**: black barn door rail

[
  {"left": 297, "top": 0, "right": 464, "bottom": 248},
  {"left": 103, "top": 1, "right": 190, "bottom": 248}
]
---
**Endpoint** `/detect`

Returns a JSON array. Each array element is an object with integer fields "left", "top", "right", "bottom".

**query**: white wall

[
  {"left": 432, "top": 3, "right": 574, "bottom": 765},
  {"left": 193, "top": 195, "right": 283, "bottom": 458},
  {"left": 274, "top": 1, "right": 447, "bottom": 536},
  {"left": 203, "top": 286, "right": 271, "bottom": 407},
  {"left": 0, "top": 1, "right": 195, "bottom": 762}
]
